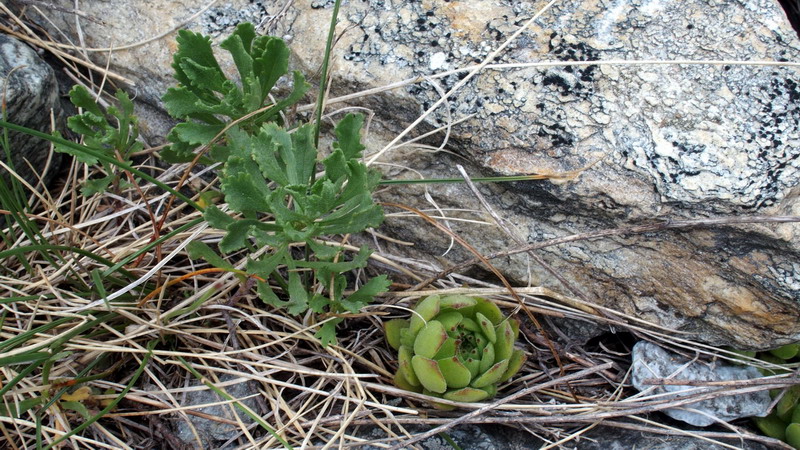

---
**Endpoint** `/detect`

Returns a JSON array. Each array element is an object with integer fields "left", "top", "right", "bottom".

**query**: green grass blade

[
  {"left": 0, "top": 315, "right": 73, "bottom": 354},
  {"left": 1, "top": 105, "right": 30, "bottom": 211},
  {"left": 0, "top": 245, "right": 135, "bottom": 279},
  {"left": 0, "top": 244, "right": 139, "bottom": 297},
  {"left": 91, "top": 269, "right": 110, "bottom": 308},
  {"left": 35, "top": 355, "right": 115, "bottom": 432},
  {"left": 0, "top": 117, "right": 105, "bottom": 275},
  {"left": 0, "top": 351, "right": 52, "bottom": 366},
  {"left": 379, "top": 175, "right": 561, "bottom": 185},
  {"left": 313, "top": 0, "right": 343, "bottom": 148},
  {"left": 0, "top": 295, "right": 39, "bottom": 305},
  {"left": 162, "top": 286, "right": 217, "bottom": 322},
  {"left": 0, "top": 396, "right": 44, "bottom": 418},
  {"left": 0, "top": 313, "right": 112, "bottom": 356},
  {"left": 0, "top": 176, "right": 44, "bottom": 272},
  {"left": 439, "top": 432, "right": 463, "bottom": 450},
  {"left": 0, "top": 359, "right": 42, "bottom": 398}
]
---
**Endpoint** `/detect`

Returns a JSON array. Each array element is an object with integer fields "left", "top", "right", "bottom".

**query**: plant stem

[
  {"left": 313, "top": 0, "right": 343, "bottom": 148},
  {"left": 379, "top": 173, "right": 583, "bottom": 185}
]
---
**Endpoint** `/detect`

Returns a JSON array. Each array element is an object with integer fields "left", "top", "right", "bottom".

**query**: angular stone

[
  {"left": 631, "top": 341, "right": 771, "bottom": 427},
  {"left": 170, "top": 375, "right": 263, "bottom": 448}
]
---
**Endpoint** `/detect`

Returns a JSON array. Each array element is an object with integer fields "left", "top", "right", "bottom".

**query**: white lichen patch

[{"left": 428, "top": 51, "right": 447, "bottom": 70}]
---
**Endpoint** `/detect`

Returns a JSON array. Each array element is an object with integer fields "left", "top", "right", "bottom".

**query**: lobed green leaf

[
  {"left": 187, "top": 241, "right": 234, "bottom": 270},
  {"left": 252, "top": 36, "right": 290, "bottom": 99},
  {"left": 170, "top": 122, "right": 225, "bottom": 145},
  {"left": 220, "top": 159, "right": 273, "bottom": 213},
  {"left": 220, "top": 31, "right": 255, "bottom": 97},
  {"left": 338, "top": 274, "right": 390, "bottom": 313},
  {"left": 315, "top": 317, "right": 344, "bottom": 347},
  {"left": 172, "top": 29, "right": 225, "bottom": 94},
  {"left": 81, "top": 175, "right": 114, "bottom": 197},
  {"left": 333, "top": 113, "right": 366, "bottom": 160}
]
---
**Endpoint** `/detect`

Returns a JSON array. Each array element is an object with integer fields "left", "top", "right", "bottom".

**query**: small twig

[
  {"left": 118, "top": 395, "right": 240, "bottom": 425},
  {"left": 137, "top": 268, "right": 255, "bottom": 308},
  {"left": 337, "top": 416, "right": 786, "bottom": 449},
  {"left": 0, "top": 20, "right": 132, "bottom": 84},
  {"left": 519, "top": 325, "right": 619, "bottom": 382},
  {"left": 588, "top": 383, "right": 794, "bottom": 418},
  {"left": 600, "top": 419, "right": 792, "bottom": 450},
  {"left": 641, "top": 375, "right": 800, "bottom": 387}
]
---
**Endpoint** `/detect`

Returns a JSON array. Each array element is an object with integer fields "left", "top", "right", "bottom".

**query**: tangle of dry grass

[
  {"left": 0, "top": 144, "right": 793, "bottom": 448},
  {"left": 1, "top": 1, "right": 799, "bottom": 449}
]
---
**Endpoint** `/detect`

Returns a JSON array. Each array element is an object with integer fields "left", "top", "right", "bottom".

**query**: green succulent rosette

[{"left": 384, "top": 295, "right": 526, "bottom": 405}]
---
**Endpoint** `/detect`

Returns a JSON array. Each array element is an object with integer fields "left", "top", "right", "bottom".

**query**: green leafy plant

[
  {"left": 157, "top": 21, "right": 391, "bottom": 346},
  {"left": 203, "top": 112, "right": 389, "bottom": 346},
  {"left": 53, "top": 85, "right": 143, "bottom": 196},
  {"left": 384, "top": 295, "right": 526, "bottom": 407},
  {"left": 161, "top": 22, "right": 309, "bottom": 163}
]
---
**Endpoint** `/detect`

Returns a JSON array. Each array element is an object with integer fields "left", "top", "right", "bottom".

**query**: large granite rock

[
  {"left": 0, "top": 34, "right": 63, "bottom": 189},
  {"left": 31, "top": 0, "right": 800, "bottom": 348}
]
